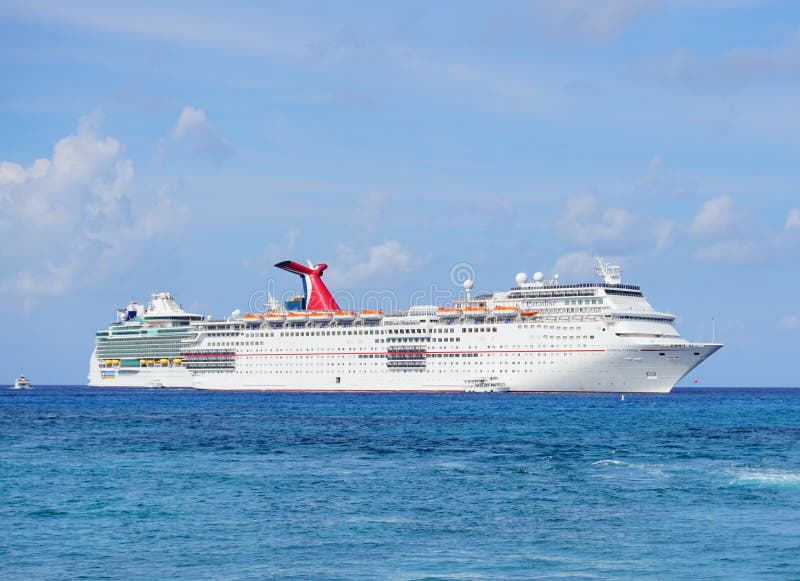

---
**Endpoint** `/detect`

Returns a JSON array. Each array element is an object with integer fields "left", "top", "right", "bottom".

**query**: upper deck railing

[{"left": 508, "top": 283, "right": 641, "bottom": 292}]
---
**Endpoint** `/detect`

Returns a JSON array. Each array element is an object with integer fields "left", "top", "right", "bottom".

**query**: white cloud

[
  {"left": 327, "top": 241, "right": 415, "bottom": 288},
  {"left": 551, "top": 251, "right": 598, "bottom": 281},
  {"left": 4, "top": 2, "right": 310, "bottom": 60},
  {"left": 555, "top": 195, "right": 634, "bottom": 250},
  {"left": 779, "top": 315, "right": 800, "bottom": 330},
  {"left": 690, "top": 195, "right": 737, "bottom": 237},
  {"left": 786, "top": 208, "right": 800, "bottom": 230},
  {"left": 532, "top": 0, "right": 660, "bottom": 43},
  {"left": 0, "top": 115, "right": 185, "bottom": 305},
  {"left": 161, "top": 105, "right": 232, "bottom": 157},
  {"left": 171, "top": 106, "right": 207, "bottom": 140},
  {"left": 0, "top": 158, "right": 50, "bottom": 185}
]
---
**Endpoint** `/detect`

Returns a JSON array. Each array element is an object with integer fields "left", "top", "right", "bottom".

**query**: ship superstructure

[
  {"left": 169, "top": 257, "right": 720, "bottom": 393},
  {"left": 88, "top": 292, "right": 203, "bottom": 387}
]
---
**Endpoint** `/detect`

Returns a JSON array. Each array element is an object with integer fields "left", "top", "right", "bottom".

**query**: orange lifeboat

[
  {"left": 243, "top": 313, "right": 262, "bottom": 320},
  {"left": 263, "top": 312, "right": 286, "bottom": 324},
  {"left": 333, "top": 310, "right": 356, "bottom": 323},
  {"left": 436, "top": 307, "right": 461, "bottom": 320},
  {"left": 286, "top": 311, "right": 308, "bottom": 323},
  {"left": 519, "top": 310, "right": 539, "bottom": 318},
  {"left": 493, "top": 305, "right": 519, "bottom": 316},
  {"left": 308, "top": 311, "right": 333, "bottom": 323},
  {"left": 360, "top": 310, "right": 384, "bottom": 322},
  {"left": 463, "top": 306, "right": 488, "bottom": 318}
]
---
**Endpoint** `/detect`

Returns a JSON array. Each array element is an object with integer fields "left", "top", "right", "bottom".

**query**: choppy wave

[
  {"left": 4, "top": 385, "right": 800, "bottom": 578},
  {"left": 592, "top": 459, "right": 624, "bottom": 466},
  {"left": 730, "top": 469, "right": 800, "bottom": 488}
]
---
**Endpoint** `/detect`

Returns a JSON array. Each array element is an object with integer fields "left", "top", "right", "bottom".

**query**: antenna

[{"left": 595, "top": 256, "right": 622, "bottom": 285}]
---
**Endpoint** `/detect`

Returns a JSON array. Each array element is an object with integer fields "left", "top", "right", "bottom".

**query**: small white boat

[{"left": 13, "top": 375, "right": 31, "bottom": 390}]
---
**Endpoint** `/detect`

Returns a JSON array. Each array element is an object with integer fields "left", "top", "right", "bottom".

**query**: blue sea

[{"left": 1, "top": 387, "right": 799, "bottom": 579}]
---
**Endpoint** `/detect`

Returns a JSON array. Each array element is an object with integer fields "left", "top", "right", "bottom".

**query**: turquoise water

[{"left": 1, "top": 387, "right": 799, "bottom": 579}]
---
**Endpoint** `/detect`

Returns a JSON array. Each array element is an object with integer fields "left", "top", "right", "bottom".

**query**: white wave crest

[
  {"left": 592, "top": 459, "right": 624, "bottom": 467},
  {"left": 730, "top": 469, "right": 800, "bottom": 487}
]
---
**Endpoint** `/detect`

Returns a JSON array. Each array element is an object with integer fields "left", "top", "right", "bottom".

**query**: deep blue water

[{"left": 1, "top": 387, "right": 799, "bottom": 579}]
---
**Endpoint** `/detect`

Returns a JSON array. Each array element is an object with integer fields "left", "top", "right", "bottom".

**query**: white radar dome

[
  {"left": 515, "top": 272, "right": 527, "bottom": 285},
  {"left": 463, "top": 279, "right": 474, "bottom": 290},
  {"left": 533, "top": 272, "right": 544, "bottom": 282},
  {"left": 231, "top": 309, "right": 241, "bottom": 318}
]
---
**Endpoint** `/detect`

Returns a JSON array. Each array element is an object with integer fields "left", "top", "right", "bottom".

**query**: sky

[{"left": 1, "top": 0, "right": 799, "bottom": 386}]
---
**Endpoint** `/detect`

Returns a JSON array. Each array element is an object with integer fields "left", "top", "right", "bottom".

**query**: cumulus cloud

[
  {"left": 551, "top": 251, "right": 599, "bottom": 281},
  {"left": 326, "top": 241, "right": 415, "bottom": 288},
  {"left": 171, "top": 106, "right": 208, "bottom": 140},
  {"left": 786, "top": 208, "right": 800, "bottom": 230},
  {"left": 532, "top": 0, "right": 660, "bottom": 43},
  {"left": 0, "top": 114, "right": 185, "bottom": 305},
  {"left": 689, "top": 198, "right": 800, "bottom": 264},
  {"left": 690, "top": 195, "right": 738, "bottom": 238},
  {"left": 160, "top": 105, "right": 232, "bottom": 157},
  {"left": 555, "top": 195, "right": 634, "bottom": 250}
]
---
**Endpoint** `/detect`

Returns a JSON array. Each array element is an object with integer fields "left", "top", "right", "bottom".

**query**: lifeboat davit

[
  {"left": 519, "top": 310, "right": 539, "bottom": 318},
  {"left": 360, "top": 310, "right": 383, "bottom": 322},
  {"left": 436, "top": 307, "right": 461, "bottom": 319},
  {"left": 333, "top": 310, "right": 356, "bottom": 323},
  {"left": 463, "top": 306, "right": 488, "bottom": 318},
  {"left": 286, "top": 311, "right": 308, "bottom": 323},
  {"left": 308, "top": 311, "right": 333, "bottom": 323}
]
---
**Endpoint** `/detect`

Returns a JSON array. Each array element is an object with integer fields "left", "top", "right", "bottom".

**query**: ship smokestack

[{"left": 274, "top": 260, "right": 340, "bottom": 311}]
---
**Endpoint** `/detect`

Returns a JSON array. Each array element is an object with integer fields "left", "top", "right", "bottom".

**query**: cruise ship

[
  {"left": 89, "top": 257, "right": 721, "bottom": 392},
  {"left": 88, "top": 292, "right": 202, "bottom": 387}
]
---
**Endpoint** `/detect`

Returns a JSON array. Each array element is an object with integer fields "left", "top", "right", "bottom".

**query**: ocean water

[{"left": 1, "top": 387, "right": 799, "bottom": 580}]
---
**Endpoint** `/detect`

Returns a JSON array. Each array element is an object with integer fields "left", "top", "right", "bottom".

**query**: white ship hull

[
  {"left": 189, "top": 354, "right": 720, "bottom": 393},
  {"left": 186, "top": 320, "right": 721, "bottom": 394},
  {"left": 88, "top": 348, "right": 192, "bottom": 388}
]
